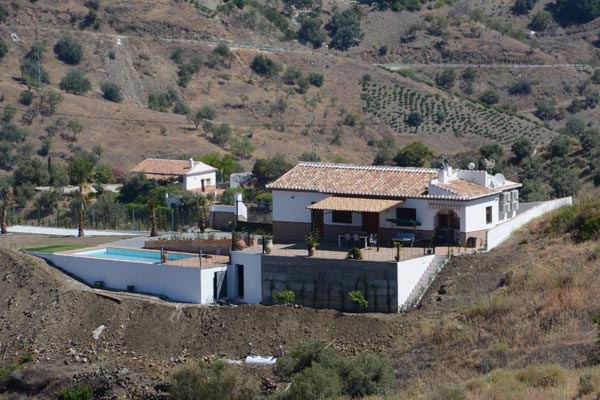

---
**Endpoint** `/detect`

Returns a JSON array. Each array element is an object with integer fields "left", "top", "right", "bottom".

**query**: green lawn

[{"left": 24, "top": 245, "right": 91, "bottom": 253}]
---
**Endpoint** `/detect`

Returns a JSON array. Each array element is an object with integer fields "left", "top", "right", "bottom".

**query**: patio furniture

[
  {"left": 392, "top": 231, "right": 415, "bottom": 247},
  {"left": 368, "top": 233, "right": 378, "bottom": 248}
]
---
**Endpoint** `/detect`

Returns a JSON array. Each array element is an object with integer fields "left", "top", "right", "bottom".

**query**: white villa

[
  {"left": 130, "top": 158, "right": 217, "bottom": 192},
  {"left": 267, "top": 162, "right": 522, "bottom": 247}
]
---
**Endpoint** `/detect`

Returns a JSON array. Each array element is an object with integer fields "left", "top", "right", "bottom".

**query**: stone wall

[
  {"left": 210, "top": 211, "right": 234, "bottom": 231},
  {"left": 272, "top": 221, "right": 311, "bottom": 243},
  {"left": 145, "top": 239, "right": 231, "bottom": 255},
  {"left": 262, "top": 256, "right": 398, "bottom": 313}
]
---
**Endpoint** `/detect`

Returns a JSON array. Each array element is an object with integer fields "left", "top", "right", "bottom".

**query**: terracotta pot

[{"left": 235, "top": 239, "right": 247, "bottom": 250}]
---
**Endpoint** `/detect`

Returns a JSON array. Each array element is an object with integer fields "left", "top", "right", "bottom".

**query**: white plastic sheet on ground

[
  {"left": 245, "top": 356, "right": 276, "bottom": 365},
  {"left": 93, "top": 325, "right": 106, "bottom": 340}
]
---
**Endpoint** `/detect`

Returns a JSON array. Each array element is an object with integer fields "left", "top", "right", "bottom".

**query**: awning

[
  {"left": 428, "top": 203, "right": 464, "bottom": 210},
  {"left": 307, "top": 197, "right": 403, "bottom": 213}
]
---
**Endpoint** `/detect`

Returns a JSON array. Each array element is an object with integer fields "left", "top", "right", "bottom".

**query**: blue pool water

[{"left": 74, "top": 248, "right": 195, "bottom": 263}]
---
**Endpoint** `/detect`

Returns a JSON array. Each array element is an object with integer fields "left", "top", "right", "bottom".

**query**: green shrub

[
  {"left": 250, "top": 54, "right": 281, "bottom": 77},
  {"left": 59, "top": 70, "right": 91, "bottom": 95},
  {"left": 308, "top": 72, "right": 323, "bottom": 87},
  {"left": 555, "top": 0, "right": 600, "bottom": 23},
  {"left": 170, "top": 360, "right": 261, "bottom": 400},
  {"left": 546, "top": 198, "right": 600, "bottom": 241},
  {"left": 405, "top": 111, "right": 423, "bottom": 127},
  {"left": 514, "top": 365, "right": 566, "bottom": 388},
  {"left": 529, "top": 10, "right": 556, "bottom": 31},
  {"left": 20, "top": 58, "right": 50, "bottom": 88},
  {"left": 480, "top": 89, "right": 500, "bottom": 105},
  {"left": 435, "top": 69, "right": 456, "bottom": 89},
  {"left": 285, "top": 364, "right": 342, "bottom": 400},
  {"left": 297, "top": 17, "right": 326, "bottom": 48},
  {"left": 339, "top": 353, "right": 395, "bottom": 397},
  {"left": 100, "top": 81, "right": 122, "bottom": 103},
  {"left": 328, "top": 9, "right": 363, "bottom": 51},
  {"left": 347, "top": 247, "right": 363, "bottom": 259},
  {"left": 173, "top": 99, "right": 190, "bottom": 115},
  {"left": 148, "top": 90, "right": 178, "bottom": 112},
  {"left": 273, "top": 290, "right": 295, "bottom": 305},
  {"left": 19, "top": 90, "right": 34, "bottom": 106},
  {"left": 348, "top": 290, "right": 368, "bottom": 310},
  {"left": 54, "top": 36, "right": 83, "bottom": 65},
  {"left": 274, "top": 342, "right": 340, "bottom": 379},
  {"left": 513, "top": 0, "right": 537, "bottom": 15},
  {"left": 55, "top": 385, "right": 93, "bottom": 400},
  {"left": 509, "top": 79, "right": 532, "bottom": 95}
]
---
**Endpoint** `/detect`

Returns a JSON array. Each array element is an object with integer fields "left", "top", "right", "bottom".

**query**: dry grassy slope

[
  {"left": 1, "top": 202, "right": 600, "bottom": 398},
  {"left": 1, "top": 0, "right": 588, "bottom": 173}
]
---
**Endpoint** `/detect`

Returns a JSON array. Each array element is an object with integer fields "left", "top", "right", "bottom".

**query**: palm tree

[
  {"left": 1, "top": 186, "right": 14, "bottom": 235},
  {"left": 68, "top": 156, "right": 94, "bottom": 237},
  {"left": 197, "top": 195, "right": 210, "bottom": 233},
  {"left": 148, "top": 197, "right": 159, "bottom": 237}
]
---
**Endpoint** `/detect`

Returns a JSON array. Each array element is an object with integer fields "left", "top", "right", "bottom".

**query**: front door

[
  {"left": 361, "top": 212, "right": 379, "bottom": 234},
  {"left": 236, "top": 264, "right": 244, "bottom": 298}
]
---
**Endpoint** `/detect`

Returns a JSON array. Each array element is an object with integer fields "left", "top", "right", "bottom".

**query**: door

[
  {"left": 361, "top": 212, "right": 379, "bottom": 234},
  {"left": 213, "top": 270, "right": 227, "bottom": 300},
  {"left": 236, "top": 264, "right": 244, "bottom": 298}
]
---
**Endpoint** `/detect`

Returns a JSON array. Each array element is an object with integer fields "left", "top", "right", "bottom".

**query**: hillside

[
  {"left": 1, "top": 199, "right": 600, "bottom": 398},
  {"left": 2, "top": 0, "right": 597, "bottom": 176}
]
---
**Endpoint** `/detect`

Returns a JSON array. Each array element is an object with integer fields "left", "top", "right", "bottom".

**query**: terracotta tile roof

[
  {"left": 432, "top": 179, "right": 521, "bottom": 198},
  {"left": 307, "top": 197, "right": 404, "bottom": 213},
  {"left": 267, "top": 162, "right": 438, "bottom": 197},
  {"left": 130, "top": 159, "right": 215, "bottom": 178}
]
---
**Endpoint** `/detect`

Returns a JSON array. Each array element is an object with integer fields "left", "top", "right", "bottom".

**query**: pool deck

[{"left": 58, "top": 246, "right": 229, "bottom": 269}]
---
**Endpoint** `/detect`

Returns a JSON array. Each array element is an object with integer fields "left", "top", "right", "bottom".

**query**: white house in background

[
  {"left": 266, "top": 162, "right": 522, "bottom": 247},
  {"left": 130, "top": 158, "right": 217, "bottom": 192}
]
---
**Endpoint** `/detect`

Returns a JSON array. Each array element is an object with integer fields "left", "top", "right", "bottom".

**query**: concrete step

[{"left": 402, "top": 255, "right": 448, "bottom": 310}]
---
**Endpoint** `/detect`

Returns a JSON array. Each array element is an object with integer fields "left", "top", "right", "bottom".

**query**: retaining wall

[{"left": 262, "top": 256, "right": 399, "bottom": 312}]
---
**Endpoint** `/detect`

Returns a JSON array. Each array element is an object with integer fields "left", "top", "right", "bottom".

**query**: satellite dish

[
  {"left": 468, "top": 162, "right": 475, "bottom": 170},
  {"left": 493, "top": 174, "right": 506, "bottom": 187}
]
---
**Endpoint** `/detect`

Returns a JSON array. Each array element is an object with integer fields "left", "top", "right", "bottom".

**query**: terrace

[{"left": 241, "top": 240, "right": 475, "bottom": 262}]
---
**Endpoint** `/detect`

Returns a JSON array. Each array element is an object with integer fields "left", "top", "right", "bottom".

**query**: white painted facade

[
  {"left": 396, "top": 255, "right": 435, "bottom": 308},
  {"left": 229, "top": 252, "right": 262, "bottom": 304},
  {"left": 272, "top": 190, "right": 327, "bottom": 223},
  {"left": 273, "top": 189, "right": 513, "bottom": 236},
  {"left": 30, "top": 252, "right": 204, "bottom": 303},
  {"left": 183, "top": 170, "right": 217, "bottom": 191}
]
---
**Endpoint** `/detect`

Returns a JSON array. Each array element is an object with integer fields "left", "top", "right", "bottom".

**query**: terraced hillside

[{"left": 362, "top": 79, "right": 556, "bottom": 145}]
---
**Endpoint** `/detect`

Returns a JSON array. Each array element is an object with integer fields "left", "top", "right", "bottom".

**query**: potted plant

[
  {"left": 394, "top": 242, "right": 403, "bottom": 261},
  {"left": 234, "top": 232, "right": 246, "bottom": 250},
  {"left": 264, "top": 234, "right": 273, "bottom": 254},
  {"left": 347, "top": 247, "right": 363, "bottom": 260},
  {"left": 306, "top": 230, "right": 319, "bottom": 257}
]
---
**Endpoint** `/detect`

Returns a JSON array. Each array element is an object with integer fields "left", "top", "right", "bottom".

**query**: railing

[{"left": 159, "top": 248, "right": 229, "bottom": 269}]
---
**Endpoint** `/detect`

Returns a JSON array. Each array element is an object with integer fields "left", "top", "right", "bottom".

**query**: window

[
  {"left": 332, "top": 210, "right": 352, "bottom": 224},
  {"left": 486, "top": 206, "right": 492, "bottom": 224},
  {"left": 396, "top": 208, "right": 417, "bottom": 222}
]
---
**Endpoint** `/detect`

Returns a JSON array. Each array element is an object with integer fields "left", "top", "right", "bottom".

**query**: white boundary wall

[
  {"left": 485, "top": 197, "right": 573, "bottom": 251},
  {"left": 397, "top": 255, "right": 435, "bottom": 308},
  {"left": 30, "top": 252, "right": 203, "bottom": 303}
]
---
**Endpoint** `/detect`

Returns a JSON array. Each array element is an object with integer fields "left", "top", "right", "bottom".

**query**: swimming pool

[{"left": 74, "top": 248, "right": 195, "bottom": 263}]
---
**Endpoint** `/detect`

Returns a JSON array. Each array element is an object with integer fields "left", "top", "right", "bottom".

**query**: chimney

[
  {"left": 437, "top": 165, "right": 453, "bottom": 183},
  {"left": 189, "top": 158, "right": 194, "bottom": 169}
]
